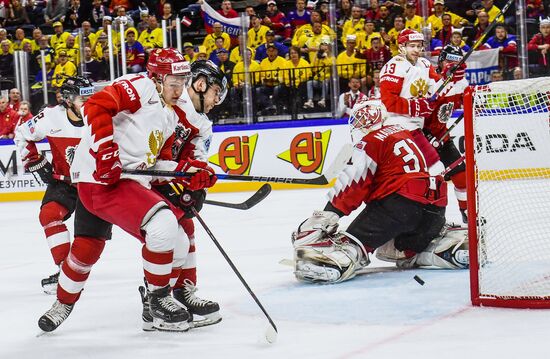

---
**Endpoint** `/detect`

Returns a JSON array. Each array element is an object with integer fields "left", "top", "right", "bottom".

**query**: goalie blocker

[{"left": 291, "top": 100, "right": 469, "bottom": 284}]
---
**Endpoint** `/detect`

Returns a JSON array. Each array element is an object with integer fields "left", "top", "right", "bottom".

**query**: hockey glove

[
  {"left": 176, "top": 159, "right": 217, "bottom": 191},
  {"left": 409, "top": 98, "right": 435, "bottom": 118},
  {"left": 92, "top": 143, "right": 122, "bottom": 185},
  {"left": 26, "top": 155, "right": 53, "bottom": 184},
  {"left": 442, "top": 62, "right": 466, "bottom": 83},
  {"left": 154, "top": 182, "right": 206, "bottom": 218}
]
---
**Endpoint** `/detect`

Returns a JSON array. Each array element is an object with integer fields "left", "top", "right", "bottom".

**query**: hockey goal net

[{"left": 464, "top": 77, "right": 550, "bottom": 309}]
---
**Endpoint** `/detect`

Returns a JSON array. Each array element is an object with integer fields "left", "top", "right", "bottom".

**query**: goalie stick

[
  {"left": 123, "top": 144, "right": 354, "bottom": 186},
  {"left": 204, "top": 183, "right": 272, "bottom": 210}
]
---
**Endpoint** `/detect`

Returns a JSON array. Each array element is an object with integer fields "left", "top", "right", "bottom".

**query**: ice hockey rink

[{"left": 1, "top": 187, "right": 549, "bottom": 359}]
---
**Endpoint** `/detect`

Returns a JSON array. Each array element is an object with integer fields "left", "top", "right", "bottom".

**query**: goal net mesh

[{"left": 472, "top": 78, "right": 550, "bottom": 301}]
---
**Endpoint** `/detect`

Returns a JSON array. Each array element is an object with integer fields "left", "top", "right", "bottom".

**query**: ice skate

[
  {"left": 148, "top": 285, "right": 191, "bottom": 332},
  {"left": 173, "top": 279, "right": 221, "bottom": 328},
  {"left": 41, "top": 271, "right": 59, "bottom": 295},
  {"left": 38, "top": 300, "right": 74, "bottom": 332}
]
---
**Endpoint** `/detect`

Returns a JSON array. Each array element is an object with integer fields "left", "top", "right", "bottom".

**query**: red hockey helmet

[
  {"left": 398, "top": 29, "right": 424, "bottom": 46},
  {"left": 349, "top": 99, "right": 388, "bottom": 138},
  {"left": 146, "top": 48, "right": 191, "bottom": 81}
]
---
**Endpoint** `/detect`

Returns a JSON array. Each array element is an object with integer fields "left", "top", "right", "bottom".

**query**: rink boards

[{"left": 0, "top": 114, "right": 464, "bottom": 201}]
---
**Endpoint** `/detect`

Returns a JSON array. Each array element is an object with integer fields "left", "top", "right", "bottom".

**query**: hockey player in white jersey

[
  {"left": 14, "top": 76, "right": 95, "bottom": 294},
  {"left": 38, "top": 48, "right": 217, "bottom": 333},
  {"left": 380, "top": 29, "right": 466, "bottom": 175},
  {"left": 140, "top": 60, "right": 227, "bottom": 329}
]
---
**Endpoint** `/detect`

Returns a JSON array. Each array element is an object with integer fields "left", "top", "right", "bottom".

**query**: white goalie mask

[{"left": 348, "top": 99, "right": 388, "bottom": 142}]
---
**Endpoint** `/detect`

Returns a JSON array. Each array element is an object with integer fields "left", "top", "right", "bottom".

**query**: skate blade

[
  {"left": 142, "top": 321, "right": 156, "bottom": 332},
  {"left": 42, "top": 284, "right": 57, "bottom": 295},
  {"left": 152, "top": 318, "right": 190, "bottom": 332},
  {"left": 190, "top": 312, "right": 222, "bottom": 328}
]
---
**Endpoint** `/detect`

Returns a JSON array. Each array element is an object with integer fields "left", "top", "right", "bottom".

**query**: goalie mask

[{"left": 349, "top": 99, "right": 388, "bottom": 141}]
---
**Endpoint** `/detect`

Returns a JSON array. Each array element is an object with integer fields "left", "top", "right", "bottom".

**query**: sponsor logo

[
  {"left": 119, "top": 80, "right": 137, "bottom": 101},
  {"left": 79, "top": 87, "right": 94, "bottom": 96},
  {"left": 209, "top": 134, "right": 258, "bottom": 175},
  {"left": 475, "top": 132, "right": 536, "bottom": 153},
  {"left": 171, "top": 62, "right": 190, "bottom": 75},
  {"left": 380, "top": 75, "right": 399, "bottom": 83},
  {"left": 50, "top": 129, "right": 62, "bottom": 134},
  {"left": 147, "top": 98, "right": 159, "bottom": 105},
  {"left": 277, "top": 130, "right": 331, "bottom": 174}
]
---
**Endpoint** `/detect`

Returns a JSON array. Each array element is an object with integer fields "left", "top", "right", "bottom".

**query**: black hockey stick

[
  {"left": 204, "top": 183, "right": 272, "bottom": 210},
  {"left": 123, "top": 144, "right": 354, "bottom": 185},
  {"left": 436, "top": 113, "right": 464, "bottom": 147},
  {"left": 123, "top": 168, "right": 329, "bottom": 185},
  {"left": 432, "top": 0, "right": 514, "bottom": 97},
  {"left": 440, "top": 154, "right": 465, "bottom": 177},
  {"left": 191, "top": 207, "right": 278, "bottom": 338}
]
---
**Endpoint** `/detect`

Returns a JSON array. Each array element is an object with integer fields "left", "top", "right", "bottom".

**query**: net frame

[{"left": 465, "top": 78, "right": 550, "bottom": 309}]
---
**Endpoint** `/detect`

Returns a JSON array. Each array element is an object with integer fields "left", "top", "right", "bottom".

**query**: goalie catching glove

[
  {"left": 154, "top": 182, "right": 206, "bottom": 218},
  {"left": 26, "top": 155, "right": 53, "bottom": 184}
]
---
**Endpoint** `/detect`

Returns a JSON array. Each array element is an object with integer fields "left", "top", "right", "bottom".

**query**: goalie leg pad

[
  {"left": 399, "top": 226, "right": 469, "bottom": 269},
  {"left": 292, "top": 210, "right": 340, "bottom": 247},
  {"left": 294, "top": 232, "right": 370, "bottom": 284}
]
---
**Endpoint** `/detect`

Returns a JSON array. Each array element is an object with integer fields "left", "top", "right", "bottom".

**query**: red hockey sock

[
  {"left": 57, "top": 236, "right": 106, "bottom": 305},
  {"left": 142, "top": 245, "right": 173, "bottom": 290},
  {"left": 39, "top": 202, "right": 70, "bottom": 265}
]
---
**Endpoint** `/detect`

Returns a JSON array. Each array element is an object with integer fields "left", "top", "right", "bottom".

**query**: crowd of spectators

[{"left": 0, "top": 0, "right": 546, "bottom": 125}]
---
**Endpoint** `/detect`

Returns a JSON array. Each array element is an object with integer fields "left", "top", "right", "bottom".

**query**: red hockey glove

[
  {"left": 92, "top": 143, "right": 122, "bottom": 185},
  {"left": 176, "top": 159, "right": 217, "bottom": 190},
  {"left": 409, "top": 98, "right": 435, "bottom": 118},
  {"left": 442, "top": 62, "right": 466, "bottom": 83}
]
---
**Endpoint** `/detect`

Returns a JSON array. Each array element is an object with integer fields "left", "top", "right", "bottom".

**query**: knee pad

[
  {"left": 172, "top": 225, "right": 190, "bottom": 268},
  {"left": 143, "top": 208, "right": 179, "bottom": 252},
  {"left": 67, "top": 236, "right": 106, "bottom": 274},
  {"left": 39, "top": 201, "right": 69, "bottom": 228}
]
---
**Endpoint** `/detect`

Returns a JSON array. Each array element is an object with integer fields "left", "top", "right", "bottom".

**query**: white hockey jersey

[
  {"left": 70, "top": 73, "right": 179, "bottom": 188},
  {"left": 14, "top": 105, "right": 83, "bottom": 179},
  {"left": 380, "top": 55, "right": 444, "bottom": 130},
  {"left": 172, "top": 89, "right": 213, "bottom": 162}
]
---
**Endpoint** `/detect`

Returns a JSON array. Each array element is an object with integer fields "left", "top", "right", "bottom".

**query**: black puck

[{"left": 414, "top": 275, "right": 425, "bottom": 286}]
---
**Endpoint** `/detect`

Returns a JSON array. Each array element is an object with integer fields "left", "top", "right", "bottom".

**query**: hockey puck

[{"left": 414, "top": 275, "right": 425, "bottom": 286}]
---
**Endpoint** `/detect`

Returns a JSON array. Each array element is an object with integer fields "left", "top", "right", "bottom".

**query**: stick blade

[{"left": 243, "top": 183, "right": 272, "bottom": 209}]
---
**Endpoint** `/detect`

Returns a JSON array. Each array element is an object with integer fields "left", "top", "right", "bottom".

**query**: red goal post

[{"left": 464, "top": 78, "right": 550, "bottom": 309}]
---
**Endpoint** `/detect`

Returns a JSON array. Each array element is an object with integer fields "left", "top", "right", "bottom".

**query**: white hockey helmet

[{"left": 349, "top": 98, "right": 388, "bottom": 139}]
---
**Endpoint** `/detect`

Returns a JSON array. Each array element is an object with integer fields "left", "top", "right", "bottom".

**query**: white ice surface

[{"left": 1, "top": 188, "right": 549, "bottom": 359}]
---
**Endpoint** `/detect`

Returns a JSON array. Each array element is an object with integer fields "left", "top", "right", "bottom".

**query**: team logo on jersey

[
  {"left": 209, "top": 134, "right": 258, "bottom": 175},
  {"left": 437, "top": 102, "right": 454, "bottom": 123},
  {"left": 146, "top": 130, "right": 164, "bottom": 165},
  {"left": 277, "top": 130, "right": 331, "bottom": 174},
  {"left": 410, "top": 78, "right": 429, "bottom": 98},
  {"left": 65, "top": 146, "right": 76, "bottom": 165}
]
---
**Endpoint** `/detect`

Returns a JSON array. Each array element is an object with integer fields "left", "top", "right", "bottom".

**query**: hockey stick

[
  {"left": 432, "top": 0, "right": 514, "bottom": 97},
  {"left": 204, "top": 183, "right": 272, "bottom": 210},
  {"left": 440, "top": 154, "right": 465, "bottom": 177},
  {"left": 191, "top": 207, "right": 278, "bottom": 339},
  {"left": 123, "top": 144, "right": 354, "bottom": 186},
  {"left": 436, "top": 113, "right": 464, "bottom": 147}
]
